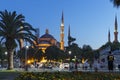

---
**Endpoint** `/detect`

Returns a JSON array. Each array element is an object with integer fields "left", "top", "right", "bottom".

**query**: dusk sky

[{"left": 0, "top": 0, "right": 120, "bottom": 49}]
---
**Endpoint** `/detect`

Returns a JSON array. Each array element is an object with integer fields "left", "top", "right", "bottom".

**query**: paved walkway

[
  {"left": 1, "top": 67, "right": 120, "bottom": 72},
  {"left": 0, "top": 72, "right": 19, "bottom": 80}
]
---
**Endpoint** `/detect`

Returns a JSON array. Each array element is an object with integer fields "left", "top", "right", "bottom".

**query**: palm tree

[
  {"left": 0, "top": 10, "right": 37, "bottom": 70},
  {"left": 111, "top": 0, "right": 120, "bottom": 7}
]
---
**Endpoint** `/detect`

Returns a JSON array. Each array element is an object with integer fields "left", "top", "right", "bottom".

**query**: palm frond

[
  {"left": 111, "top": 0, "right": 120, "bottom": 7},
  {"left": 0, "top": 37, "right": 5, "bottom": 44},
  {"left": 0, "top": 10, "right": 36, "bottom": 49}
]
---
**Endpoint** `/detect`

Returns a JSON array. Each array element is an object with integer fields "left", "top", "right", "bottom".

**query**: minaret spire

[
  {"left": 115, "top": 15, "right": 118, "bottom": 32},
  {"left": 62, "top": 11, "right": 64, "bottom": 24},
  {"left": 108, "top": 29, "right": 111, "bottom": 42},
  {"left": 68, "top": 25, "right": 70, "bottom": 38},
  {"left": 68, "top": 25, "right": 71, "bottom": 46},
  {"left": 60, "top": 12, "right": 64, "bottom": 50},
  {"left": 68, "top": 25, "right": 76, "bottom": 46},
  {"left": 114, "top": 15, "right": 118, "bottom": 43}
]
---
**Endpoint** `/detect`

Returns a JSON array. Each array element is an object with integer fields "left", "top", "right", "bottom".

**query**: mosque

[
  {"left": 35, "top": 13, "right": 65, "bottom": 52},
  {"left": 99, "top": 16, "right": 120, "bottom": 69}
]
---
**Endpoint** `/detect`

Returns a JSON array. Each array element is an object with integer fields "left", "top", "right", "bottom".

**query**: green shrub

[{"left": 14, "top": 71, "right": 120, "bottom": 80}]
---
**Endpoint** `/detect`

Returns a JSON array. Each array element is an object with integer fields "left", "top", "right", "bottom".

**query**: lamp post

[
  {"left": 5, "top": 51, "right": 8, "bottom": 68},
  {"left": 25, "top": 45, "right": 29, "bottom": 71},
  {"left": 5, "top": 52, "right": 7, "bottom": 61},
  {"left": 74, "top": 55, "right": 78, "bottom": 71},
  {"left": 74, "top": 56, "right": 76, "bottom": 60}
]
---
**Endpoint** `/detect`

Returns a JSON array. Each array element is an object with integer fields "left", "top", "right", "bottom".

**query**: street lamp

[
  {"left": 68, "top": 51, "right": 71, "bottom": 61},
  {"left": 5, "top": 51, "right": 8, "bottom": 55},
  {"left": 68, "top": 51, "right": 71, "bottom": 55},
  {"left": 74, "top": 56, "right": 76, "bottom": 59},
  {"left": 25, "top": 45, "right": 29, "bottom": 71}
]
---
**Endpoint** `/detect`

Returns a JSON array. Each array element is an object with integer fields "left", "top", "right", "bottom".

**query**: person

[
  {"left": 118, "top": 64, "right": 120, "bottom": 71},
  {"left": 107, "top": 51, "right": 114, "bottom": 72},
  {"left": 75, "top": 60, "right": 78, "bottom": 71},
  {"left": 69, "top": 62, "right": 74, "bottom": 71},
  {"left": 93, "top": 59, "right": 100, "bottom": 72},
  {"left": 83, "top": 61, "right": 89, "bottom": 70}
]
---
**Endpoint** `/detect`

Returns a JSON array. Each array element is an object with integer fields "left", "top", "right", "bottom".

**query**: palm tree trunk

[
  {"left": 5, "top": 39, "right": 15, "bottom": 70},
  {"left": 7, "top": 50, "right": 14, "bottom": 70}
]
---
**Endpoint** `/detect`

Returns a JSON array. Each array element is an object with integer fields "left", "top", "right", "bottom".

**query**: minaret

[
  {"left": 68, "top": 25, "right": 76, "bottom": 46},
  {"left": 114, "top": 15, "right": 118, "bottom": 42},
  {"left": 68, "top": 25, "right": 71, "bottom": 46},
  {"left": 60, "top": 12, "right": 64, "bottom": 50},
  {"left": 108, "top": 29, "right": 111, "bottom": 42}
]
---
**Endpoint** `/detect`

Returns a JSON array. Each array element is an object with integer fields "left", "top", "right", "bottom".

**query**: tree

[
  {"left": 17, "top": 48, "right": 25, "bottom": 62},
  {"left": 111, "top": 0, "right": 120, "bottom": 7},
  {"left": 45, "top": 46, "right": 59, "bottom": 61},
  {"left": 99, "top": 41, "right": 120, "bottom": 51},
  {"left": 68, "top": 36, "right": 76, "bottom": 46},
  {"left": 27, "top": 46, "right": 35, "bottom": 60},
  {"left": 66, "top": 43, "right": 82, "bottom": 59},
  {"left": 34, "top": 49, "right": 43, "bottom": 62},
  {"left": 45, "top": 46, "right": 67, "bottom": 61},
  {"left": 0, "top": 10, "right": 37, "bottom": 70},
  {"left": 81, "top": 44, "right": 94, "bottom": 62}
]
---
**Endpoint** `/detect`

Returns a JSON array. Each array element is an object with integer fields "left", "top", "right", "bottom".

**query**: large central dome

[
  {"left": 40, "top": 29, "right": 55, "bottom": 39},
  {"left": 40, "top": 34, "right": 55, "bottom": 39},
  {"left": 36, "top": 29, "right": 59, "bottom": 52},
  {"left": 38, "top": 29, "right": 57, "bottom": 45}
]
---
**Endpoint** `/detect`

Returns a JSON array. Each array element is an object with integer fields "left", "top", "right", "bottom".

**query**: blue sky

[{"left": 0, "top": 0, "right": 119, "bottom": 49}]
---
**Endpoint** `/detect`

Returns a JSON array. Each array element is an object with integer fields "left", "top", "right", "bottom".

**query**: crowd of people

[
  {"left": 1, "top": 51, "right": 119, "bottom": 72},
  {"left": 26, "top": 51, "right": 118, "bottom": 72},
  {"left": 68, "top": 51, "right": 119, "bottom": 72}
]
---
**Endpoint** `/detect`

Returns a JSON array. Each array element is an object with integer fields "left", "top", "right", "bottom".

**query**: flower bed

[{"left": 14, "top": 71, "right": 120, "bottom": 80}]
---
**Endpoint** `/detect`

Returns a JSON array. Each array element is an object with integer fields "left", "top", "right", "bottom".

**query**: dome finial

[{"left": 46, "top": 29, "right": 49, "bottom": 34}]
